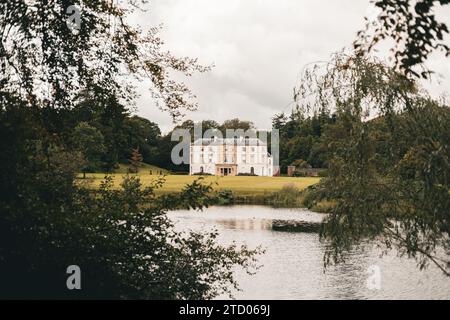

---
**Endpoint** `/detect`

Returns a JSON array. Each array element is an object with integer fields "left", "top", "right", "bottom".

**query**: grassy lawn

[
  {"left": 79, "top": 173, "right": 320, "bottom": 195},
  {"left": 112, "top": 163, "right": 171, "bottom": 175}
]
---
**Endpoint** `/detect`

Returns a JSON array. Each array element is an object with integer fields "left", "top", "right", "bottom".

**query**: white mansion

[{"left": 189, "top": 137, "right": 274, "bottom": 176}]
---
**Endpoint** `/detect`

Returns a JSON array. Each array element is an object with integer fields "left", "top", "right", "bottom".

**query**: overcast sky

[{"left": 131, "top": 0, "right": 450, "bottom": 133}]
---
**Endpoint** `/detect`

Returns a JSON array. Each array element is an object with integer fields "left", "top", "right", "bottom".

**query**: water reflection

[
  {"left": 168, "top": 205, "right": 450, "bottom": 300},
  {"left": 215, "top": 219, "right": 272, "bottom": 230}
]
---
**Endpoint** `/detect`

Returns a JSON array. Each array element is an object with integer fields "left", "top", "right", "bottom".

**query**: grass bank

[{"left": 79, "top": 173, "right": 320, "bottom": 196}]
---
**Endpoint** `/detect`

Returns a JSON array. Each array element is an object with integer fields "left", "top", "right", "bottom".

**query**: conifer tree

[{"left": 129, "top": 147, "right": 143, "bottom": 173}]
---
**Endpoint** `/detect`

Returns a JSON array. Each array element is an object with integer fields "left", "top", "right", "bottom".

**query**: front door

[{"left": 218, "top": 166, "right": 234, "bottom": 176}]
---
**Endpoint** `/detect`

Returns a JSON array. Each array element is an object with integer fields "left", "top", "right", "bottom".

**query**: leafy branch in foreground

[
  {"left": 0, "top": 1, "right": 260, "bottom": 299},
  {"left": 0, "top": 0, "right": 210, "bottom": 119},
  {"left": 295, "top": 52, "right": 449, "bottom": 276},
  {"left": 0, "top": 143, "right": 262, "bottom": 298},
  {"left": 354, "top": 0, "right": 450, "bottom": 78}
]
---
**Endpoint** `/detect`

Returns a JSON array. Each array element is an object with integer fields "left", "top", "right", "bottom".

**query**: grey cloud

[{"left": 131, "top": 0, "right": 450, "bottom": 134}]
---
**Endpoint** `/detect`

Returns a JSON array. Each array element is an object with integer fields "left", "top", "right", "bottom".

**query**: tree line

[{"left": 62, "top": 105, "right": 260, "bottom": 174}]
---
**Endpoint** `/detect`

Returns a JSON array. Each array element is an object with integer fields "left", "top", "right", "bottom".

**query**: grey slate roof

[{"left": 192, "top": 137, "right": 267, "bottom": 146}]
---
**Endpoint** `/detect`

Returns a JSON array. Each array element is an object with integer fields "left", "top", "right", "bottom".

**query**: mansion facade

[{"left": 189, "top": 137, "right": 273, "bottom": 176}]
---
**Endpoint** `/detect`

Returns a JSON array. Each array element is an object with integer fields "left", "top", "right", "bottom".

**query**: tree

[
  {"left": 0, "top": 143, "right": 261, "bottom": 298},
  {"left": 272, "top": 113, "right": 288, "bottom": 129},
  {"left": 129, "top": 147, "right": 143, "bottom": 173},
  {"left": 201, "top": 119, "right": 221, "bottom": 132},
  {"left": 295, "top": 52, "right": 449, "bottom": 276},
  {"left": 0, "top": 1, "right": 260, "bottom": 298},
  {"left": 271, "top": 110, "right": 335, "bottom": 171},
  {"left": 355, "top": 0, "right": 450, "bottom": 78},
  {"left": 76, "top": 91, "right": 131, "bottom": 171},
  {"left": 72, "top": 122, "right": 106, "bottom": 176},
  {"left": 219, "top": 118, "right": 255, "bottom": 134},
  {"left": 124, "top": 116, "right": 161, "bottom": 164},
  {"left": 0, "top": 0, "right": 210, "bottom": 117},
  {"left": 291, "top": 159, "right": 311, "bottom": 169}
]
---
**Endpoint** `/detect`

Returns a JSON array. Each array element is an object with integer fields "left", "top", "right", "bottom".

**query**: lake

[{"left": 168, "top": 205, "right": 450, "bottom": 300}]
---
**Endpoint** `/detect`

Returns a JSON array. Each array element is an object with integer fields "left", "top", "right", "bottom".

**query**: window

[
  {"left": 250, "top": 167, "right": 254, "bottom": 175},
  {"left": 200, "top": 166, "right": 204, "bottom": 173}
]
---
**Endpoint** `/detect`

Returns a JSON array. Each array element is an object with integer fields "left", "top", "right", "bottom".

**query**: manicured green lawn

[
  {"left": 79, "top": 172, "right": 320, "bottom": 195},
  {"left": 112, "top": 163, "right": 171, "bottom": 175}
]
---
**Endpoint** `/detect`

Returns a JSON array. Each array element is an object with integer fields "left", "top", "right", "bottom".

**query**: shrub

[
  {"left": 216, "top": 189, "right": 235, "bottom": 205},
  {"left": 0, "top": 139, "right": 261, "bottom": 299},
  {"left": 270, "top": 183, "right": 303, "bottom": 206}
]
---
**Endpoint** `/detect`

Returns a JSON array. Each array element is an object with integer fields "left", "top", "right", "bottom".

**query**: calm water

[{"left": 168, "top": 205, "right": 450, "bottom": 300}]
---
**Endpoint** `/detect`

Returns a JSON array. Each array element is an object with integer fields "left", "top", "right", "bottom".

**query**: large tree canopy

[
  {"left": 0, "top": 1, "right": 260, "bottom": 298},
  {"left": 295, "top": 52, "right": 449, "bottom": 276},
  {"left": 0, "top": 0, "right": 209, "bottom": 118}
]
